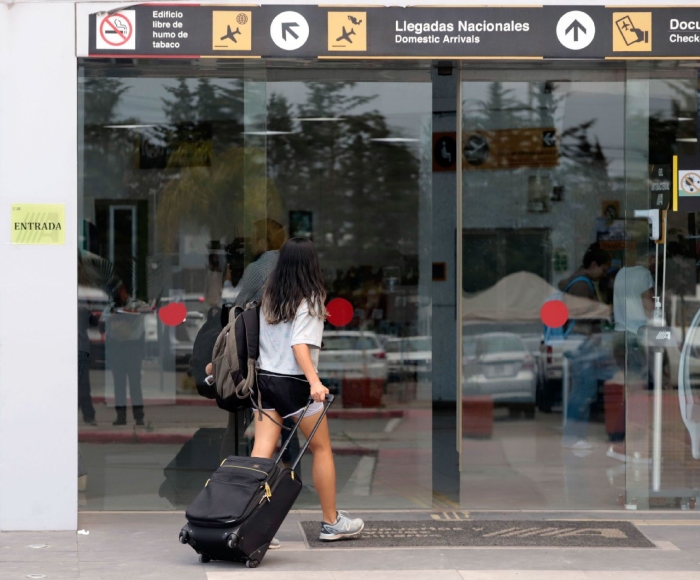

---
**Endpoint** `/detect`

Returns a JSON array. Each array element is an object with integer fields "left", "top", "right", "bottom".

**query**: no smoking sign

[{"left": 96, "top": 10, "right": 136, "bottom": 50}]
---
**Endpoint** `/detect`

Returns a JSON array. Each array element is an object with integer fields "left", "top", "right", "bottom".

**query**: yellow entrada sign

[{"left": 11, "top": 204, "right": 66, "bottom": 245}]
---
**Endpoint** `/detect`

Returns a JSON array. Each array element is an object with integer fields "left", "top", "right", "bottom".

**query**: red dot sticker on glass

[
  {"left": 158, "top": 302, "right": 187, "bottom": 327},
  {"left": 540, "top": 300, "right": 568, "bottom": 329},
  {"left": 326, "top": 298, "right": 354, "bottom": 327}
]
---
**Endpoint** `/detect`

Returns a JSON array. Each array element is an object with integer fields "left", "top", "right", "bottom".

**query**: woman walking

[{"left": 251, "top": 237, "right": 364, "bottom": 541}]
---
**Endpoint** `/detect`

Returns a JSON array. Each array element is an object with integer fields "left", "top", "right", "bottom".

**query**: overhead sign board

[{"left": 82, "top": 5, "right": 700, "bottom": 60}]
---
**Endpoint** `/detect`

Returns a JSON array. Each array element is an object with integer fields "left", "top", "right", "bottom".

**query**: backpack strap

[
  {"left": 241, "top": 305, "right": 260, "bottom": 361},
  {"left": 562, "top": 275, "right": 595, "bottom": 296},
  {"left": 557, "top": 276, "right": 595, "bottom": 339}
]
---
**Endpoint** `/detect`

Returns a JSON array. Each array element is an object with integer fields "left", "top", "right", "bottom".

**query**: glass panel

[
  {"left": 264, "top": 68, "right": 433, "bottom": 510},
  {"left": 623, "top": 64, "right": 700, "bottom": 510},
  {"left": 460, "top": 66, "right": 626, "bottom": 509},
  {"left": 78, "top": 60, "right": 266, "bottom": 509},
  {"left": 78, "top": 60, "right": 433, "bottom": 511}
]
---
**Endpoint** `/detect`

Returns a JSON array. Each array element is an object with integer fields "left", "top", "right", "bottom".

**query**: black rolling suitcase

[{"left": 178, "top": 395, "right": 334, "bottom": 568}]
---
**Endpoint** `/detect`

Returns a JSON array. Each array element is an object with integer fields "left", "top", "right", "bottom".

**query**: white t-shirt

[
  {"left": 258, "top": 300, "right": 324, "bottom": 375},
  {"left": 613, "top": 266, "right": 654, "bottom": 333}
]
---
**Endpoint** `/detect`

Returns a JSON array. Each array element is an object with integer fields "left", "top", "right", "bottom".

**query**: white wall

[{"left": 0, "top": 3, "right": 77, "bottom": 530}]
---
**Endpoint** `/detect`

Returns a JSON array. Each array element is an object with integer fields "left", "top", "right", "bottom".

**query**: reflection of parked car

[
  {"left": 156, "top": 295, "right": 210, "bottom": 370},
  {"left": 78, "top": 285, "right": 110, "bottom": 368},
  {"left": 386, "top": 336, "right": 431, "bottom": 382},
  {"left": 463, "top": 332, "right": 537, "bottom": 417},
  {"left": 318, "top": 331, "right": 387, "bottom": 393}
]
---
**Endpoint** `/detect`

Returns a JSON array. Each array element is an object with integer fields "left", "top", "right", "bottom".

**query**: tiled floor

[{"left": 2, "top": 511, "right": 700, "bottom": 579}]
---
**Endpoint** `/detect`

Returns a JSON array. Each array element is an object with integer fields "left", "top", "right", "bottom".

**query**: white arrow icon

[
  {"left": 556, "top": 11, "right": 595, "bottom": 50},
  {"left": 270, "top": 11, "right": 309, "bottom": 51}
]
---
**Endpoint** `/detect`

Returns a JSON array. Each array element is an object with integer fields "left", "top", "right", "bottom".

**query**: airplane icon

[
  {"left": 336, "top": 26, "right": 355, "bottom": 44},
  {"left": 620, "top": 21, "right": 630, "bottom": 30},
  {"left": 220, "top": 25, "right": 241, "bottom": 43}
]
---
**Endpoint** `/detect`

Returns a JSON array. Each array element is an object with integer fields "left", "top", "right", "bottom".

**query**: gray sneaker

[
  {"left": 268, "top": 537, "right": 281, "bottom": 549},
  {"left": 319, "top": 511, "right": 364, "bottom": 541}
]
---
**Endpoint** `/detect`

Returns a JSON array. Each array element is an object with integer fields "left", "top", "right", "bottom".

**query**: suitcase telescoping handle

[{"left": 274, "top": 394, "right": 335, "bottom": 471}]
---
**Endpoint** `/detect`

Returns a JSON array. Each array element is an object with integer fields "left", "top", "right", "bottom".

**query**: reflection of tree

[
  {"left": 156, "top": 145, "right": 277, "bottom": 253},
  {"left": 155, "top": 78, "right": 267, "bottom": 253},
  {"left": 82, "top": 77, "right": 136, "bottom": 201},
  {"left": 266, "top": 82, "right": 421, "bottom": 272}
]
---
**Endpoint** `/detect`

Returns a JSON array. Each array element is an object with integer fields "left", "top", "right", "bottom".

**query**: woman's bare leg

[
  {"left": 251, "top": 410, "right": 283, "bottom": 459},
  {"left": 296, "top": 414, "right": 336, "bottom": 523}
]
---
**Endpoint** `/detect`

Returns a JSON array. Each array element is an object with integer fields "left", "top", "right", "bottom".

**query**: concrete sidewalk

[{"left": 3, "top": 510, "right": 700, "bottom": 579}]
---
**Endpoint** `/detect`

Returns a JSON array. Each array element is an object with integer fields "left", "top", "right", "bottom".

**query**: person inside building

[
  {"left": 560, "top": 243, "right": 615, "bottom": 450},
  {"left": 606, "top": 243, "right": 656, "bottom": 462}
]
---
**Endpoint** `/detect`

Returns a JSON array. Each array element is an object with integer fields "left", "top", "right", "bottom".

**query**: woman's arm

[{"left": 292, "top": 344, "right": 328, "bottom": 402}]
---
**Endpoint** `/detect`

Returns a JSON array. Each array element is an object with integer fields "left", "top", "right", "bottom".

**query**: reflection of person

[
  {"left": 613, "top": 247, "right": 654, "bottom": 375},
  {"left": 204, "top": 250, "right": 223, "bottom": 308},
  {"left": 561, "top": 244, "right": 614, "bottom": 450},
  {"left": 103, "top": 278, "right": 151, "bottom": 426},
  {"left": 78, "top": 254, "right": 98, "bottom": 426},
  {"left": 252, "top": 237, "right": 364, "bottom": 541},
  {"left": 605, "top": 246, "right": 655, "bottom": 458},
  {"left": 220, "top": 219, "right": 292, "bottom": 462},
  {"left": 223, "top": 219, "right": 286, "bottom": 308}
]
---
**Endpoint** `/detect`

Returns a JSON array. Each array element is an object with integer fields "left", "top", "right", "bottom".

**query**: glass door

[
  {"left": 78, "top": 58, "right": 435, "bottom": 511},
  {"left": 263, "top": 62, "right": 434, "bottom": 510},
  {"left": 459, "top": 64, "right": 630, "bottom": 509},
  {"left": 623, "top": 63, "right": 700, "bottom": 510}
]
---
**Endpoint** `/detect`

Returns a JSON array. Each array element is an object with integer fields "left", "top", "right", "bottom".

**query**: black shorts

[{"left": 253, "top": 370, "right": 323, "bottom": 419}]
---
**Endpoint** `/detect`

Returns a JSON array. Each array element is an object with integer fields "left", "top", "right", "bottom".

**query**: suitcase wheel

[
  {"left": 178, "top": 530, "right": 189, "bottom": 545},
  {"left": 246, "top": 559, "right": 259, "bottom": 569},
  {"left": 226, "top": 533, "right": 239, "bottom": 549},
  {"left": 199, "top": 554, "right": 212, "bottom": 564}
]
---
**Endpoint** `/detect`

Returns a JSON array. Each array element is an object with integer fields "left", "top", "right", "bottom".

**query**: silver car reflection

[{"left": 463, "top": 332, "right": 537, "bottom": 417}]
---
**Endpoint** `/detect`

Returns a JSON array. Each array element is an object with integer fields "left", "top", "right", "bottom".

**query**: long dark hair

[{"left": 262, "top": 237, "right": 326, "bottom": 324}]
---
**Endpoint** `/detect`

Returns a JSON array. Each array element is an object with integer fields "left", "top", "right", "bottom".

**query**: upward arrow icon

[
  {"left": 557, "top": 11, "right": 595, "bottom": 50},
  {"left": 565, "top": 19, "right": 586, "bottom": 42}
]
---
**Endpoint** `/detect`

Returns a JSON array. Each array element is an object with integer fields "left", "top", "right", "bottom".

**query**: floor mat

[{"left": 300, "top": 520, "right": 654, "bottom": 549}]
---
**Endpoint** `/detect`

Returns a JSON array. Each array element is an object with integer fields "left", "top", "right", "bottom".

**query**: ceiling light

[
  {"left": 242, "top": 131, "right": 293, "bottom": 136},
  {"left": 678, "top": 117, "right": 695, "bottom": 122},
  {"left": 370, "top": 137, "right": 420, "bottom": 143},
  {"left": 294, "top": 117, "right": 345, "bottom": 122},
  {"left": 104, "top": 124, "right": 158, "bottom": 129},
  {"left": 677, "top": 138, "right": 698, "bottom": 142}
]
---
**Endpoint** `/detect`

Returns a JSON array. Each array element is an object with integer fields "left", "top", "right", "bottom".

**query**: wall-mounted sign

[
  {"left": 11, "top": 204, "right": 66, "bottom": 245},
  {"left": 649, "top": 164, "right": 671, "bottom": 209},
  {"left": 673, "top": 155, "right": 700, "bottom": 212},
  {"left": 433, "top": 132, "right": 457, "bottom": 172},
  {"left": 81, "top": 5, "right": 700, "bottom": 60}
]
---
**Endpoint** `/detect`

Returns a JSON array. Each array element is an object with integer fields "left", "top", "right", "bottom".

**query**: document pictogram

[
  {"left": 613, "top": 12, "right": 652, "bottom": 52},
  {"left": 328, "top": 12, "right": 367, "bottom": 51},
  {"left": 213, "top": 11, "right": 252, "bottom": 51},
  {"left": 96, "top": 11, "right": 135, "bottom": 50}
]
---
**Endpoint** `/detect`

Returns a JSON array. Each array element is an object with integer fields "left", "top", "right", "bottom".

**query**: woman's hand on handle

[
  {"left": 292, "top": 343, "right": 327, "bottom": 402},
  {"left": 310, "top": 381, "right": 329, "bottom": 403}
]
